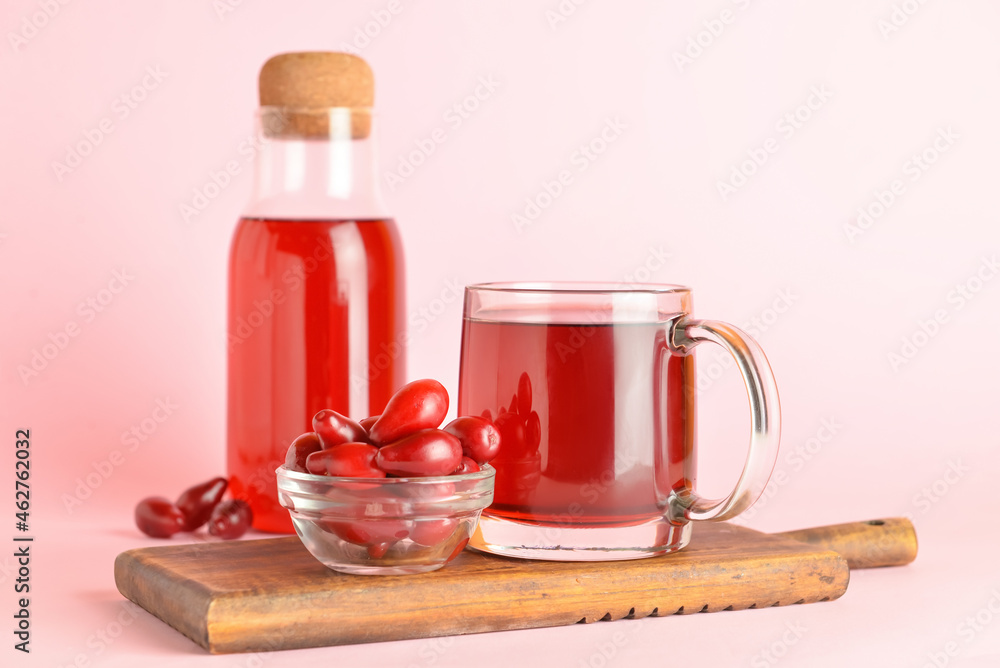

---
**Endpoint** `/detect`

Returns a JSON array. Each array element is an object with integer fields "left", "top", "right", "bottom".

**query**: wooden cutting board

[{"left": 114, "top": 518, "right": 916, "bottom": 654}]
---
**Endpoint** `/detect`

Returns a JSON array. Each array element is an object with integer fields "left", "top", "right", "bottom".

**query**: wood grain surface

[
  {"left": 774, "top": 517, "right": 917, "bottom": 569},
  {"left": 114, "top": 522, "right": 863, "bottom": 654}
]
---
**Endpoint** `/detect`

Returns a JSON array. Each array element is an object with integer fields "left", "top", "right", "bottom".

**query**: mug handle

[{"left": 667, "top": 317, "right": 781, "bottom": 523}]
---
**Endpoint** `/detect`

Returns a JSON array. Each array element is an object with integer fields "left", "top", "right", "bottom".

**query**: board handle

[{"left": 774, "top": 517, "right": 917, "bottom": 569}]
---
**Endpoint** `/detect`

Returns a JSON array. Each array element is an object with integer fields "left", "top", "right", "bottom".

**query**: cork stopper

[{"left": 258, "top": 52, "right": 374, "bottom": 139}]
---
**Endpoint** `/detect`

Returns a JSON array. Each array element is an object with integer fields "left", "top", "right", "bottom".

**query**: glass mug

[{"left": 458, "top": 282, "right": 780, "bottom": 561}]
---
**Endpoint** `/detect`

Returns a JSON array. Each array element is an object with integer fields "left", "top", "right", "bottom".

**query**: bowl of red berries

[{"left": 277, "top": 379, "right": 500, "bottom": 575}]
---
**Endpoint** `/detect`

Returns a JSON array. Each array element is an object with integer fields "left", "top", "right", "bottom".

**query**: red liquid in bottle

[
  {"left": 227, "top": 217, "right": 404, "bottom": 533},
  {"left": 458, "top": 319, "right": 694, "bottom": 526}
]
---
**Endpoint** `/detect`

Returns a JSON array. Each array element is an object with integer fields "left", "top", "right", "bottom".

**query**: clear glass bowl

[{"left": 276, "top": 465, "right": 495, "bottom": 575}]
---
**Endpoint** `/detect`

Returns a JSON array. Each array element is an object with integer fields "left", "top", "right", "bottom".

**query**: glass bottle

[{"left": 227, "top": 54, "right": 405, "bottom": 533}]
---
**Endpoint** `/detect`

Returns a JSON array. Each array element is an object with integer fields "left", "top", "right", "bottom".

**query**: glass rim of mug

[
  {"left": 466, "top": 281, "right": 691, "bottom": 295},
  {"left": 464, "top": 282, "right": 694, "bottom": 324}
]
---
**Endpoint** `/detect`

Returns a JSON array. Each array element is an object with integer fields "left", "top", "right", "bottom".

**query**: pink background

[{"left": 3, "top": 0, "right": 999, "bottom": 665}]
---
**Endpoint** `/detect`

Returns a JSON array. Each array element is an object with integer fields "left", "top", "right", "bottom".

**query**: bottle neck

[{"left": 244, "top": 107, "right": 389, "bottom": 220}]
